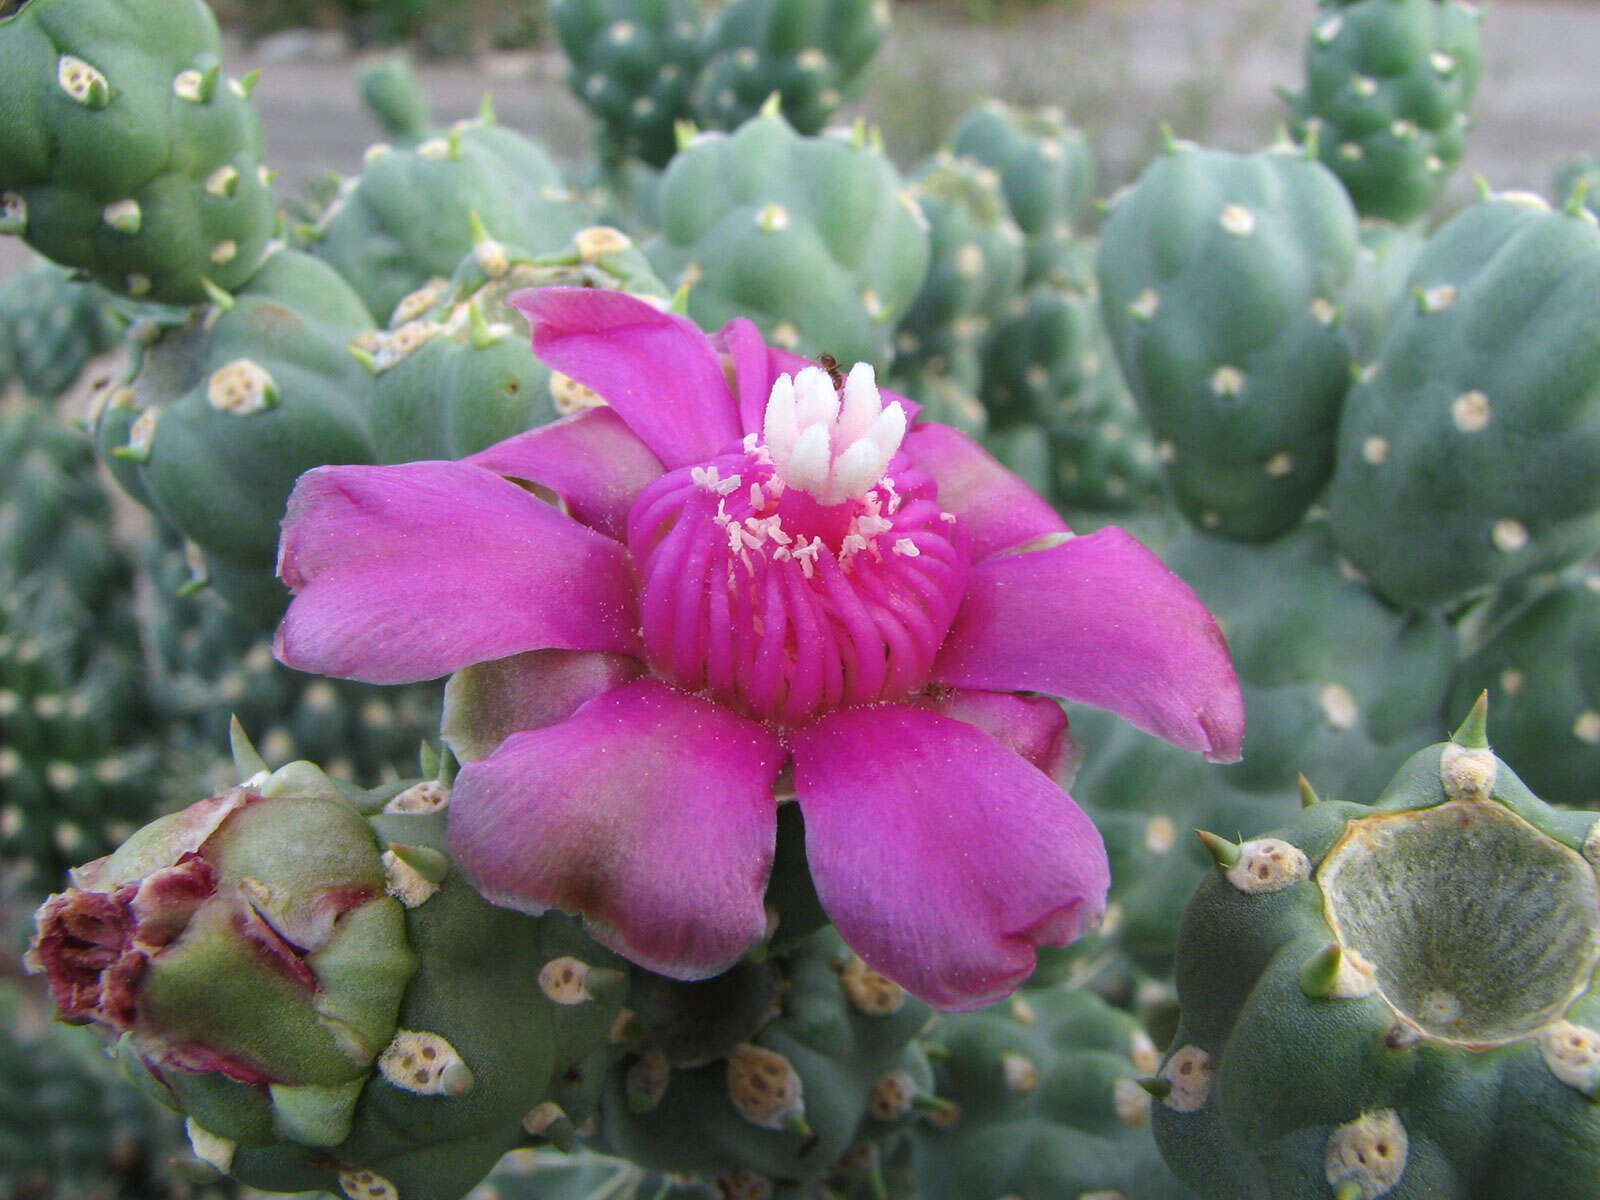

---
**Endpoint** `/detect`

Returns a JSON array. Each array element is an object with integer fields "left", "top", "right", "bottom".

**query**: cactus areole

[{"left": 271, "top": 287, "right": 1244, "bottom": 1010}]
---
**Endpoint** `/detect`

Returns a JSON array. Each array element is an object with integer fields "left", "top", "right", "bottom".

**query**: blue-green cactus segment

[
  {"left": 0, "top": 259, "right": 122, "bottom": 399},
  {"left": 592, "top": 927, "right": 932, "bottom": 1191},
  {"left": 1153, "top": 702, "right": 1600, "bottom": 1199},
  {"left": 691, "top": 0, "right": 892, "bottom": 138},
  {"left": 1286, "top": 0, "right": 1484, "bottom": 223},
  {"left": 0, "top": 0, "right": 278, "bottom": 305},
  {"left": 1337, "top": 219, "right": 1426, "bottom": 371},
  {"left": 1097, "top": 139, "right": 1360, "bottom": 540},
  {"left": 552, "top": 0, "right": 708, "bottom": 169},
  {"left": 886, "top": 152, "right": 1025, "bottom": 437},
  {"left": 980, "top": 275, "right": 1165, "bottom": 516},
  {"left": 366, "top": 226, "right": 668, "bottom": 464},
  {"left": 948, "top": 101, "right": 1096, "bottom": 288},
  {"left": 909, "top": 984, "right": 1191, "bottom": 1200},
  {"left": 1449, "top": 569, "right": 1600, "bottom": 809},
  {"left": 1067, "top": 518, "right": 1456, "bottom": 979},
  {"left": 305, "top": 113, "right": 593, "bottom": 324},
  {"left": 88, "top": 247, "right": 378, "bottom": 627},
  {"left": 358, "top": 56, "right": 436, "bottom": 146},
  {"left": 1327, "top": 192, "right": 1600, "bottom": 611},
  {"left": 649, "top": 109, "right": 930, "bottom": 368}
]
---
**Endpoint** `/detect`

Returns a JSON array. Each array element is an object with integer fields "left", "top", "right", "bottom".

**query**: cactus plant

[
  {"left": 1327, "top": 191, "right": 1600, "bottom": 610},
  {"left": 1153, "top": 698, "right": 1600, "bottom": 1198},
  {"left": 947, "top": 101, "right": 1096, "bottom": 289},
  {"left": 1449, "top": 568, "right": 1600, "bottom": 809},
  {"left": 0, "top": 259, "right": 122, "bottom": 400},
  {"left": 303, "top": 106, "right": 593, "bottom": 325},
  {"left": 1097, "top": 136, "right": 1361, "bottom": 541},
  {"left": 88, "top": 246, "right": 378, "bottom": 628},
  {"left": 1285, "top": 0, "right": 1484, "bottom": 223},
  {"left": 551, "top": 0, "right": 709, "bottom": 169},
  {"left": 647, "top": 105, "right": 931, "bottom": 368},
  {"left": 886, "top": 152, "right": 1026, "bottom": 437},
  {"left": 691, "top": 0, "right": 892, "bottom": 138},
  {"left": 0, "top": 0, "right": 278, "bottom": 305},
  {"left": 909, "top": 983, "right": 1191, "bottom": 1199}
]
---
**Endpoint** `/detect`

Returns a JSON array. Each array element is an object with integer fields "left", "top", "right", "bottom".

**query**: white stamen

[
  {"left": 762, "top": 363, "right": 906, "bottom": 506},
  {"left": 788, "top": 423, "right": 833, "bottom": 492},
  {"left": 793, "top": 367, "right": 841, "bottom": 428},
  {"left": 893, "top": 538, "right": 920, "bottom": 556},
  {"left": 837, "top": 362, "right": 882, "bottom": 445}
]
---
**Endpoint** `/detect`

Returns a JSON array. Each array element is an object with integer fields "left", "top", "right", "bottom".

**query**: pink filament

[{"left": 629, "top": 449, "right": 970, "bottom": 727}]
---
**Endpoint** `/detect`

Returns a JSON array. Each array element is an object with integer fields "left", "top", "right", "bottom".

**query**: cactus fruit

[
  {"left": 1067, "top": 519, "right": 1456, "bottom": 979},
  {"left": 1448, "top": 569, "right": 1600, "bottom": 808},
  {"left": 1097, "top": 137, "right": 1360, "bottom": 541},
  {"left": 886, "top": 153, "right": 1026, "bottom": 437},
  {"left": 648, "top": 107, "right": 930, "bottom": 368},
  {"left": 304, "top": 108, "right": 593, "bottom": 325},
  {"left": 28, "top": 747, "right": 630, "bottom": 1200},
  {"left": 592, "top": 927, "right": 933, "bottom": 1193},
  {"left": 909, "top": 984, "right": 1191, "bottom": 1200},
  {"left": 691, "top": 0, "right": 892, "bottom": 138},
  {"left": 1154, "top": 698, "right": 1600, "bottom": 1198},
  {"left": 1286, "top": 0, "right": 1484, "bottom": 223},
  {"left": 89, "top": 247, "right": 378, "bottom": 627},
  {"left": 551, "top": 0, "right": 709, "bottom": 169},
  {"left": 363, "top": 224, "right": 669, "bottom": 464},
  {"left": 947, "top": 101, "right": 1096, "bottom": 289},
  {"left": 0, "top": 0, "right": 278, "bottom": 305},
  {"left": 1327, "top": 192, "right": 1600, "bottom": 610},
  {"left": 0, "top": 259, "right": 122, "bottom": 400}
]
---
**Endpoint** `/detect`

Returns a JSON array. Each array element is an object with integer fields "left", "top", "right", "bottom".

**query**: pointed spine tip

[
  {"left": 1298, "top": 774, "right": 1321, "bottom": 808},
  {"left": 468, "top": 209, "right": 492, "bottom": 246},
  {"left": 229, "top": 717, "right": 270, "bottom": 781},
  {"left": 467, "top": 300, "right": 498, "bottom": 349},
  {"left": 759, "top": 91, "right": 784, "bottom": 119},
  {"left": 1300, "top": 942, "right": 1344, "bottom": 999},
  {"left": 1137, "top": 1076, "right": 1171, "bottom": 1100},
  {"left": 1452, "top": 691, "right": 1490, "bottom": 749},
  {"left": 1195, "top": 828, "right": 1241, "bottom": 868},
  {"left": 199, "top": 277, "right": 234, "bottom": 312},
  {"left": 478, "top": 92, "right": 496, "bottom": 123}
]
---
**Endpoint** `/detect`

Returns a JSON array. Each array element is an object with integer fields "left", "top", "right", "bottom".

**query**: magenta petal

[
  {"left": 511, "top": 288, "right": 742, "bottom": 468},
  {"left": 275, "top": 461, "right": 641, "bottom": 683},
  {"left": 914, "top": 689, "right": 1080, "bottom": 783},
  {"left": 792, "top": 705, "right": 1110, "bottom": 1011},
  {"left": 441, "top": 649, "right": 646, "bottom": 762},
  {"left": 933, "top": 527, "right": 1245, "bottom": 762},
  {"left": 464, "top": 408, "right": 666, "bottom": 542},
  {"left": 901, "top": 424, "right": 1069, "bottom": 561},
  {"left": 449, "top": 678, "right": 785, "bottom": 979}
]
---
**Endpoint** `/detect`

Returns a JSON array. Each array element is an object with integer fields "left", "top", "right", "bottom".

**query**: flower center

[{"left": 626, "top": 366, "right": 968, "bottom": 726}]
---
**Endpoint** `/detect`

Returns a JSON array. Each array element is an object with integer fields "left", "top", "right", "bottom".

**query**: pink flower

[{"left": 274, "top": 289, "right": 1242, "bottom": 1010}]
